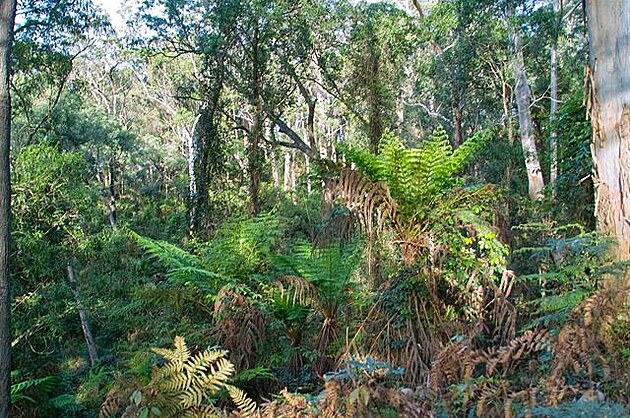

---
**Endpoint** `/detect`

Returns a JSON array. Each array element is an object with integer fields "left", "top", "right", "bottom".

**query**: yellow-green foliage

[
  {"left": 101, "top": 337, "right": 257, "bottom": 418},
  {"left": 151, "top": 336, "right": 234, "bottom": 412}
]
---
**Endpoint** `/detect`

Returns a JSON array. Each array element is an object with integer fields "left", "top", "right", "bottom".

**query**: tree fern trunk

[{"left": 0, "top": 1, "right": 16, "bottom": 415}]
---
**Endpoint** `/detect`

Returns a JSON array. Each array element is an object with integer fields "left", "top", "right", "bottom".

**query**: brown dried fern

[
  {"left": 213, "top": 286, "right": 265, "bottom": 371},
  {"left": 322, "top": 168, "right": 397, "bottom": 238}
]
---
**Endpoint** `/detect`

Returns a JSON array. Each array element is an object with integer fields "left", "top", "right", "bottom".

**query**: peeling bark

[{"left": 587, "top": 0, "right": 630, "bottom": 259}]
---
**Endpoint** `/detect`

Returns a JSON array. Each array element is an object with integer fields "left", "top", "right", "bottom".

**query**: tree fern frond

[
  {"left": 11, "top": 375, "right": 57, "bottom": 403},
  {"left": 128, "top": 229, "right": 202, "bottom": 270},
  {"left": 451, "top": 127, "right": 492, "bottom": 172},
  {"left": 167, "top": 266, "right": 226, "bottom": 288}
]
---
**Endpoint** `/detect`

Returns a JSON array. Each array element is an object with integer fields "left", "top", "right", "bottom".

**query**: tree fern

[
  {"left": 128, "top": 229, "right": 203, "bottom": 270},
  {"left": 342, "top": 127, "right": 491, "bottom": 217}
]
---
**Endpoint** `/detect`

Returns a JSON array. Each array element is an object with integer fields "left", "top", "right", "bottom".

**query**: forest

[{"left": 0, "top": 0, "right": 629, "bottom": 416}]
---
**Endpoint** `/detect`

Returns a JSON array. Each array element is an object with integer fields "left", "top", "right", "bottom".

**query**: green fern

[
  {"left": 10, "top": 372, "right": 57, "bottom": 404},
  {"left": 343, "top": 127, "right": 491, "bottom": 217},
  {"left": 128, "top": 229, "right": 203, "bottom": 270}
]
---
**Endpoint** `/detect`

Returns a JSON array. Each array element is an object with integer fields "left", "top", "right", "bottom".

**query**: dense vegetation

[{"left": 3, "top": 0, "right": 630, "bottom": 417}]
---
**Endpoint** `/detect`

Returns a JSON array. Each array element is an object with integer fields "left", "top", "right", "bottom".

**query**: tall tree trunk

[
  {"left": 247, "top": 105, "right": 262, "bottom": 215},
  {"left": 103, "top": 160, "right": 117, "bottom": 228},
  {"left": 305, "top": 155, "right": 311, "bottom": 195},
  {"left": 188, "top": 112, "right": 209, "bottom": 236},
  {"left": 247, "top": 26, "right": 263, "bottom": 215},
  {"left": 549, "top": 0, "right": 560, "bottom": 200},
  {"left": 587, "top": 0, "right": 630, "bottom": 259},
  {"left": 0, "top": 1, "right": 16, "bottom": 415},
  {"left": 368, "top": 42, "right": 383, "bottom": 154},
  {"left": 509, "top": 26, "right": 545, "bottom": 201}
]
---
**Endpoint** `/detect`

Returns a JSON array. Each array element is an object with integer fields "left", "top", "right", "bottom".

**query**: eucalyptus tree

[
  {"left": 587, "top": 0, "right": 630, "bottom": 259},
  {"left": 413, "top": 0, "right": 508, "bottom": 148},
  {"left": 506, "top": 3, "right": 545, "bottom": 201},
  {"left": 223, "top": 0, "right": 353, "bottom": 212},
  {"left": 321, "top": 1, "right": 416, "bottom": 153},
  {"left": 140, "top": 0, "right": 238, "bottom": 234},
  {"left": 0, "top": 1, "right": 17, "bottom": 414},
  {"left": 10, "top": 0, "right": 108, "bottom": 148}
]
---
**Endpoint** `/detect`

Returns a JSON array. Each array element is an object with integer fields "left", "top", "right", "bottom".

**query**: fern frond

[
  {"left": 153, "top": 335, "right": 191, "bottom": 365},
  {"left": 227, "top": 385, "right": 258, "bottom": 418},
  {"left": 11, "top": 375, "right": 57, "bottom": 403},
  {"left": 128, "top": 229, "right": 202, "bottom": 269}
]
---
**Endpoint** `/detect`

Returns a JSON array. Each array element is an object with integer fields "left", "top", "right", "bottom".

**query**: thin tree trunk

[
  {"left": 368, "top": 42, "right": 383, "bottom": 154},
  {"left": 188, "top": 112, "right": 209, "bottom": 236},
  {"left": 247, "top": 26, "right": 263, "bottom": 215},
  {"left": 587, "top": 0, "right": 630, "bottom": 259},
  {"left": 283, "top": 151, "right": 291, "bottom": 192},
  {"left": 549, "top": 0, "right": 560, "bottom": 200},
  {"left": 0, "top": 1, "right": 16, "bottom": 415},
  {"left": 305, "top": 155, "right": 311, "bottom": 195},
  {"left": 66, "top": 264, "right": 98, "bottom": 367},
  {"left": 271, "top": 145, "right": 280, "bottom": 190},
  {"left": 291, "top": 149, "right": 297, "bottom": 194},
  {"left": 452, "top": 103, "right": 463, "bottom": 148},
  {"left": 509, "top": 25, "right": 545, "bottom": 201},
  {"left": 104, "top": 161, "right": 117, "bottom": 228}
]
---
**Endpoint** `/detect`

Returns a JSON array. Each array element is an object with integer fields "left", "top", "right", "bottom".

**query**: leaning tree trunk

[
  {"left": 66, "top": 264, "right": 98, "bottom": 367},
  {"left": 587, "top": 0, "right": 630, "bottom": 259},
  {"left": 0, "top": 0, "right": 16, "bottom": 415},
  {"left": 509, "top": 26, "right": 545, "bottom": 201}
]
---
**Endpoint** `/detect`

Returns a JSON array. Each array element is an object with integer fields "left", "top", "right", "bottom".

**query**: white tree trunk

[
  {"left": 510, "top": 26, "right": 545, "bottom": 201},
  {"left": 587, "top": 0, "right": 630, "bottom": 259},
  {"left": 283, "top": 151, "right": 291, "bottom": 191}
]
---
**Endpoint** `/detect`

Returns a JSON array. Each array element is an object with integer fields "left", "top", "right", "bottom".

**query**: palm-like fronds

[
  {"left": 128, "top": 229, "right": 203, "bottom": 270},
  {"left": 10, "top": 373, "right": 57, "bottom": 404},
  {"left": 345, "top": 127, "right": 491, "bottom": 217}
]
